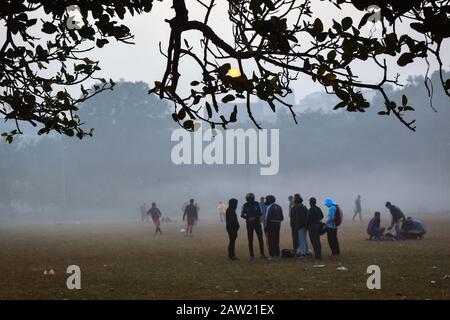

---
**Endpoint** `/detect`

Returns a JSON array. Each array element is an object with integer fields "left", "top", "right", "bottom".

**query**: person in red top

[{"left": 147, "top": 202, "right": 162, "bottom": 235}]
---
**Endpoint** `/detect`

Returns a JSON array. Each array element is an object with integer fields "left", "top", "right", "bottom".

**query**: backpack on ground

[
  {"left": 281, "top": 249, "right": 294, "bottom": 258},
  {"left": 334, "top": 204, "right": 343, "bottom": 226}
]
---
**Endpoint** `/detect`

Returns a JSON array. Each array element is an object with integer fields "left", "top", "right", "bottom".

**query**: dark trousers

[
  {"left": 308, "top": 223, "right": 322, "bottom": 259},
  {"left": 291, "top": 226, "right": 299, "bottom": 251},
  {"left": 267, "top": 222, "right": 281, "bottom": 257},
  {"left": 246, "top": 222, "right": 265, "bottom": 257},
  {"left": 227, "top": 231, "right": 237, "bottom": 258},
  {"left": 327, "top": 228, "right": 340, "bottom": 255}
]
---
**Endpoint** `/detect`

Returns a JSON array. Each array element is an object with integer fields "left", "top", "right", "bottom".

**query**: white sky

[{"left": 87, "top": 1, "right": 448, "bottom": 103}]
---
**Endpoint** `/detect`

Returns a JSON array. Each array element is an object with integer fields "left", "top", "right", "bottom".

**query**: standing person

[
  {"left": 265, "top": 195, "right": 284, "bottom": 261},
  {"left": 325, "top": 198, "right": 340, "bottom": 256},
  {"left": 225, "top": 198, "right": 240, "bottom": 261},
  {"left": 140, "top": 203, "right": 148, "bottom": 222},
  {"left": 385, "top": 201, "right": 406, "bottom": 240},
  {"left": 288, "top": 195, "right": 298, "bottom": 252},
  {"left": 183, "top": 199, "right": 198, "bottom": 237},
  {"left": 307, "top": 197, "right": 324, "bottom": 260},
  {"left": 147, "top": 202, "right": 162, "bottom": 235},
  {"left": 353, "top": 195, "right": 362, "bottom": 221},
  {"left": 259, "top": 196, "right": 269, "bottom": 248},
  {"left": 218, "top": 201, "right": 226, "bottom": 223},
  {"left": 291, "top": 194, "right": 309, "bottom": 257},
  {"left": 241, "top": 193, "right": 265, "bottom": 259}
]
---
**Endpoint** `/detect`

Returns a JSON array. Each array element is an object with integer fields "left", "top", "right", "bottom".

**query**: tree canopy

[{"left": 1, "top": 0, "right": 449, "bottom": 142}]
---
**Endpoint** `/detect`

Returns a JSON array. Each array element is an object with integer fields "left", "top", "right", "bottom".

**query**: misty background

[{"left": 1, "top": 70, "right": 449, "bottom": 223}]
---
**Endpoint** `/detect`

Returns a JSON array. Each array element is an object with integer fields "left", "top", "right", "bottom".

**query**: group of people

[
  {"left": 224, "top": 193, "right": 342, "bottom": 262},
  {"left": 366, "top": 202, "right": 427, "bottom": 240}
]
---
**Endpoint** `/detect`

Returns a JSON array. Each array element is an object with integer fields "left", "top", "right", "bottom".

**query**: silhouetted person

[
  {"left": 147, "top": 202, "right": 162, "bottom": 235},
  {"left": 292, "top": 194, "right": 309, "bottom": 257},
  {"left": 367, "top": 211, "right": 385, "bottom": 240},
  {"left": 218, "top": 201, "right": 226, "bottom": 223},
  {"left": 241, "top": 193, "right": 265, "bottom": 259},
  {"left": 307, "top": 197, "right": 324, "bottom": 260},
  {"left": 385, "top": 201, "right": 405, "bottom": 240},
  {"left": 140, "top": 203, "right": 148, "bottom": 222},
  {"left": 265, "top": 195, "right": 284, "bottom": 261},
  {"left": 353, "top": 195, "right": 362, "bottom": 221},
  {"left": 325, "top": 198, "right": 340, "bottom": 256},
  {"left": 183, "top": 199, "right": 198, "bottom": 237},
  {"left": 226, "top": 198, "right": 240, "bottom": 261},
  {"left": 288, "top": 195, "right": 298, "bottom": 252}
]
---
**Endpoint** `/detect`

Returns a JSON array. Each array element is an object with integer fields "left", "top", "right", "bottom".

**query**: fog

[{"left": 1, "top": 69, "right": 450, "bottom": 224}]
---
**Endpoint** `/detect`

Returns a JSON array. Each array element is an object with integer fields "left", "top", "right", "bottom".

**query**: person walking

[
  {"left": 307, "top": 197, "right": 324, "bottom": 260},
  {"left": 352, "top": 195, "right": 362, "bottom": 221},
  {"left": 218, "top": 201, "right": 226, "bottom": 223},
  {"left": 147, "top": 202, "right": 163, "bottom": 235},
  {"left": 325, "top": 198, "right": 340, "bottom": 256},
  {"left": 265, "top": 195, "right": 284, "bottom": 261},
  {"left": 225, "top": 198, "right": 240, "bottom": 261},
  {"left": 183, "top": 199, "right": 198, "bottom": 237},
  {"left": 241, "top": 193, "right": 265, "bottom": 259}
]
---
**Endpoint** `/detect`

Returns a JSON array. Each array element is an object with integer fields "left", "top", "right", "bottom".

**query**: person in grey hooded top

[{"left": 325, "top": 198, "right": 340, "bottom": 256}]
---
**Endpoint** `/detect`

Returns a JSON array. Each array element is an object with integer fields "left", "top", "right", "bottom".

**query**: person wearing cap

[{"left": 325, "top": 198, "right": 340, "bottom": 256}]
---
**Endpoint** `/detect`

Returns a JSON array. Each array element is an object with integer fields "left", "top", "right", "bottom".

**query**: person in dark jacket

[
  {"left": 265, "top": 195, "right": 284, "bottom": 261},
  {"left": 241, "top": 193, "right": 265, "bottom": 259},
  {"left": 288, "top": 195, "right": 298, "bottom": 252},
  {"left": 291, "top": 194, "right": 309, "bottom": 257},
  {"left": 367, "top": 211, "right": 385, "bottom": 240},
  {"left": 307, "top": 197, "right": 324, "bottom": 260},
  {"left": 147, "top": 202, "right": 162, "bottom": 235},
  {"left": 385, "top": 201, "right": 406, "bottom": 239},
  {"left": 226, "top": 198, "right": 240, "bottom": 261},
  {"left": 352, "top": 195, "right": 362, "bottom": 221},
  {"left": 183, "top": 199, "right": 198, "bottom": 237}
]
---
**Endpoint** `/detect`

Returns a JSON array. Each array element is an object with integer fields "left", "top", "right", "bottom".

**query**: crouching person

[
  {"left": 367, "top": 211, "right": 385, "bottom": 240},
  {"left": 401, "top": 217, "right": 427, "bottom": 239},
  {"left": 265, "top": 195, "right": 284, "bottom": 261}
]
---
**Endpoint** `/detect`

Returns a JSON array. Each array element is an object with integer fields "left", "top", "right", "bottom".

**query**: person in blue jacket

[
  {"left": 401, "top": 217, "right": 427, "bottom": 239},
  {"left": 325, "top": 198, "right": 340, "bottom": 256}
]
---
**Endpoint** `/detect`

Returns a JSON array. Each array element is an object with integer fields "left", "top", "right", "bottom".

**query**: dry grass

[{"left": 0, "top": 216, "right": 449, "bottom": 300}]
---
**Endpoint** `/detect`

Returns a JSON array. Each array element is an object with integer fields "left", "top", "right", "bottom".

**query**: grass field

[{"left": 1, "top": 215, "right": 449, "bottom": 300}]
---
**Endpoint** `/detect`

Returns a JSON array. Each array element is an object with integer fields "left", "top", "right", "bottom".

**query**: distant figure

[
  {"left": 265, "top": 195, "right": 284, "bottom": 261},
  {"left": 292, "top": 194, "right": 309, "bottom": 257},
  {"left": 218, "top": 201, "right": 226, "bottom": 223},
  {"left": 259, "top": 196, "right": 268, "bottom": 248},
  {"left": 241, "top": 193, "right": 265, "bottom": 259},
  {"left": 307, "top": 197, "right": 324, "bottom": 260},
  {"left": 225, "top": 198, "right": 240, "bottom": 261},
  {"left": 401, "top": 217, "right": 426, "bottom": 239},
  {"left": 385, "top": 201, "right": 406, "bottom": 240},
  {"left": 140, "top": 203, "right": 149, "bottom": 222},
  {"left": 352, "top": 195, "right": 362, "bottom": 221},
  {"left": 183, "top": 199, "right": 198, "bottom": 237},
  {"left": 367, "top": 211, "right": 385, "bottom": 240},
  {"left": 325, "top": 198, "right": 340, "bottom": 256},
  {"left": 147, "top": 202, "right": 162, "bottom": 235},
  {"left": 288, "top": 195, "right": 298, "bottom": 252}
]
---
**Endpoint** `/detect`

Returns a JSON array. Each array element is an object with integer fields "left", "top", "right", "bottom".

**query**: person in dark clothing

[
  {"left": 147, "top": 202, "right": 162, "bottom": 235},
  {"left": 352, "top": 195, "right": 362, "bottom": 221},
  {"left": 226, "top": 198, "right": 240, "bottom": 261},
  {"left": 288, "top": 195, "right": 299, "bottom": 252},
  {"left": 265, "top": 195, "right": 284, "bottom": 261},
  {"left": 385, "top": 201, "right": 406, "bottom": 240},
  {"left": 367, "top": 211, "right": 385, "bottom": 240},
  {"left": 291, "top": 194, "right": 309, "bottom": 257},
  {"left": 307, "top": 197, "right": 324, "bottom": 260},
  {"left": 183, "top": 199, "right": 198, "bottom": 237},
  {"left": 241, "top": 193, "right": 265, "bottom": 259}
]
